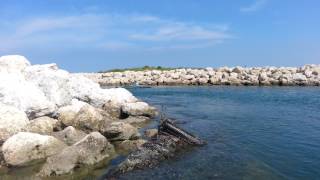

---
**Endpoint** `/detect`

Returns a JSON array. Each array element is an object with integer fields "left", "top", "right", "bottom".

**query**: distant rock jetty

[{"left": 81, "top": 65, "right": 320, "bottom": 86}]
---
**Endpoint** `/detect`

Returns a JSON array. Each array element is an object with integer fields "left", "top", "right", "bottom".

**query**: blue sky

[{"left": 0, "top": 0, "right": 319, "bottom": 72}]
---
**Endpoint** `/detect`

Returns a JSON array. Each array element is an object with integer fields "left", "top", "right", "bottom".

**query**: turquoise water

[{"left": 106, "top": 86, "right": 320, "bottom": 180}]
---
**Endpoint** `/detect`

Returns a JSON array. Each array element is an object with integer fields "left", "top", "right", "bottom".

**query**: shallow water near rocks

[
  {"left": 104, "top": 86, "right": 320, "bottom": 180},
  {"left": 1, "top": 86, "right": 320, "bottom": 180}
]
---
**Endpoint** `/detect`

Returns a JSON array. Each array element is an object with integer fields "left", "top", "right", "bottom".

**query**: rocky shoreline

[
  {"left": 80, "top": 65, "right": 320, "bottom": 86},
  {"left": 0, "top": 55, "right": 158, "bottom": 179}
]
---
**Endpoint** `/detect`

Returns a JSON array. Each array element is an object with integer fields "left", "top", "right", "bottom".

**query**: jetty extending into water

[{"left": 80, "top": 65, "right": 320, "bottom": 87}]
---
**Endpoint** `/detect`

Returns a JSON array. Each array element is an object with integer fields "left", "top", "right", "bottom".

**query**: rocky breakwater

[
  {"left": 0, "top": 55, "right": 157, "bottom": 178},
  {"left": 81, "top": 65, "right": 320, "bottom": 86}
]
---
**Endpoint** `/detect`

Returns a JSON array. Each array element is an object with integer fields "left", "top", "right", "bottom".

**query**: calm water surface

[{"left": 104, "top": 86, "right": 320, "bottom": 180}]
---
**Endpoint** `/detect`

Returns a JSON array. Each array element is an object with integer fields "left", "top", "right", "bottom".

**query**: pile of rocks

[
  {"left": 0, "top": 55, "right": 157, "bottom": 177},
  {"left": 81, "top": 65, "right": 320, "bottom": 86}
]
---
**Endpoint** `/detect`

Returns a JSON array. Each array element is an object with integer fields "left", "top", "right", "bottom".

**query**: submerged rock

[
  {"left": 2, "top": 132, "right": 66, "bottom": 166},
  {"left": 122, "top": 116, "right": 150, "bottom": 127},
  {"left": 0, "top": 104, "right": 29, "bottom": 143},
  {"left": 115, "top": 139, "right": 147, "bottom": 153},
  {"left": 39, "top": 132, "right": 115, "bottom": 176},
  {"left": 105, "top": 119, "right": 205, "bottom": 178},
  {"left": 144, "top": 129, "right": 158, "bottom": 138}
]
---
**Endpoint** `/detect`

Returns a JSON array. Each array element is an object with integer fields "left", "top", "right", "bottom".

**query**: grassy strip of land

[{"left": 99, "top": 66, "right": 180, "bottom": 73}]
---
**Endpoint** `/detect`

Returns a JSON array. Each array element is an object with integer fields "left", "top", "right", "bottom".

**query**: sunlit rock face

[
  {"left": 0, "top": 104, "right": 29, "bottom": 142},
  {"left": 2, "top": 132, "right": 66, "bottom": 166},
  {"left": 0, "top": 55, "right": 151, "bottom": 119},
  {"left": 0, "top": 55, "right": 157, "bottom": 177}
]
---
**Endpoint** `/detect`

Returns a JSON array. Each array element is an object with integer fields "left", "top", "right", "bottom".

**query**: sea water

[{"left": 107, "top": 86, "right": 320, "bottom": 180}]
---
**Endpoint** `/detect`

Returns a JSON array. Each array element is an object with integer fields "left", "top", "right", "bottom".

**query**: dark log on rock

[
  {"left": 103, "top": 118, "right": 205, "bottom": 179},
  {"left": 159, "top": 118, "right": 206, "bottom": 145}
]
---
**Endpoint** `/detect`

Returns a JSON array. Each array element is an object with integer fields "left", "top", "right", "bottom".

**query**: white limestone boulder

[
  {"left": 0, "top": 55, "right": 30, "bottom": 73},
  {"left": 0, "top": 72, "right": 56, "bottom": 118},
  {"left": 1, "top": 132, "right": 66, "bottom": 166},
  {"left": 121, "top": 102, "right": 157, "bottom": 118},
  {"left": 58, "top": 101, "right": 114, "bottom": 132},
  {"left": 52, "top": 126, "right": 87, "bottom": 145},
  {"left": 39, "top": 132, "right": 115, "bottom": 176},
  {"left": 68, "top": 75, "right": 137, "bottom": 108},
  {"left": 25, "top": 116, "right": 59, "bottom": 135},
  {"left": 57, "top": 99, "right": 87, "bottom": 126},
  {"left": 101, "top": 122, "right": 140, "bottom": 141},
  {"left": 0, "top": 104, "right": 29, "bottom": 142},
  {"left": 24, "top": 64, "right": 72, "bottom": 107}
]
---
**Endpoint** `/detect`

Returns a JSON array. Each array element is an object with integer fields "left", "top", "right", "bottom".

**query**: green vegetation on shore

[{"left": 99, "top": 66, "right": 179, "bottom": 73}]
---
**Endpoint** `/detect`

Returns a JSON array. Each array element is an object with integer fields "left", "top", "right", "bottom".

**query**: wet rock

[
  {"left": 2, "top": 132, "right": 66, "bottom": 166},
  {"left": 145, "top": 129, "right": 158, "bottom": 138},
  {"left": 25, "top": 116, "right": 59, "bottom": 134},
  {"left": 115, "top": 139, "right": 147, "bottom": 153},
  {"left": 52, "top": 126, "right": 87, "bottom": 145},
  {"left": 122, "top": 116, "right": 150, "bottom": 127},
  {"left": 101, "top": 122, "right": 140, "bottom": 141},
  {"left": 39, "top": 132, "right": 115, "bottom": 176},
  {"left": 0, "top": 104, "right": 29, "bottom": 142},
  {"left": 105, "top": 119, "right": 205, "bottom": 178}
]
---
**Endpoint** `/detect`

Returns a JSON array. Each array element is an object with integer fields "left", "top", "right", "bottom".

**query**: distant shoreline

[{"left": 78, "top": 65, "right": 320, "bottom": 86}]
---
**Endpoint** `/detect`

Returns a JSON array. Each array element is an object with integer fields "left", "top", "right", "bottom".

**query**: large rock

[
  {"left": 0, "top": 104, "right": 29, "bottom": 142},
  {"left": 101, "top": 122, "right": 140, "bottom": 141},
  {"left": 52, "top": 126, "right": 87, "bottom": 145},
  {"left": 0, "top": 73, "right": 56, "bottom": 118},
  {"left": 115, "top": 139, "right": 147, "bottom": 153},
  {"left": 57, "top": 99, "right": 87, "bottom": 125},
  {"left": 25, "top": 116, "right": 59, "bottom": 135},
  {"left": 68, "top": 75, "right": 137, "bottom": 108},
  {"left": 24, "top": 64, "right": 72, "bottom": 107},
  {"left": 102, "top": 101, "right": 122, "bottom": 118},
  {"left": 145, "top": 129, "right": 158, "bottom": 138},
  {"left": 73, "top": 105, "right": 107, "bottom": 131},
  {"left": 0, "top": 55, "right": 30, "bottom": 73},
  {"left": 2, "top": 132, "right": 66, "bottom": 166},
  {"left": 0, "top": 55, "right": 149, "bottom": 120},
  {"left": 121, "top": 102, "right": 157, "bottom": 118},
  {"left": 39, "top": 132, "right": 115, "bottom": 176},
  {"left": 122, "top": 116, "right": 150, "bottom": 127}
]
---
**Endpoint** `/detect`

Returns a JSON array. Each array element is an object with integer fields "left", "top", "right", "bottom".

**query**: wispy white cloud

[
  {"left": 240, "top": 0, "right": 267, "bottom": 12},
  {"left": 130, "top": 24, "right": 230, "bottom": 41},
  {"left": 0, "top": 13, "right": 231, "bottom": 52}
]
